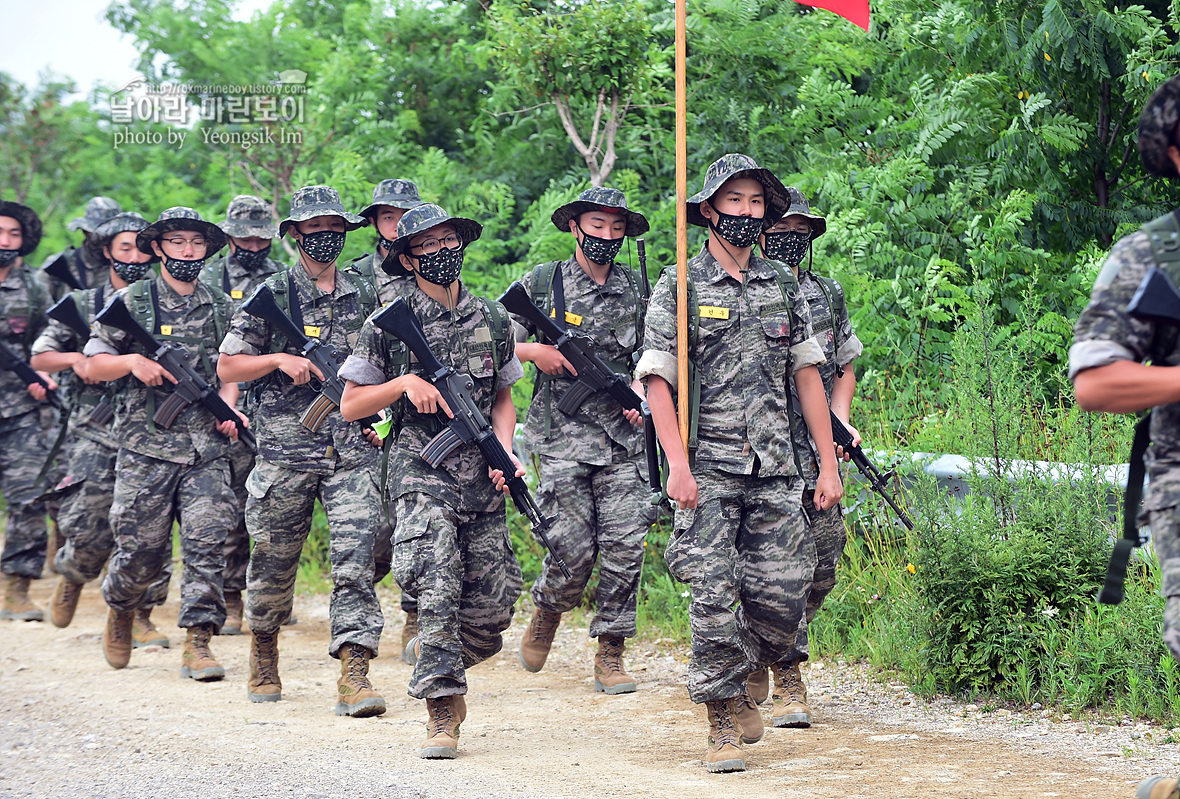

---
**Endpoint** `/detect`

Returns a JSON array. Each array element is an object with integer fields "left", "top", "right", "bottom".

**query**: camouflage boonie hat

[
  {"left": 379, "top": 203, "right": 482, "bottom": 275},
  {"left": 776, "top": 187, "right": 827, "bottom": 239},
  {"left": 359, "top": 179, "right": 425, "bottom": 218},
  {"left": 136, "top": 207, "right": 227, "bottom": 255},
  {"left": 85, "top": 211, "right": 153, "bottom": 260},
  {"left": 550, "top": 187, "right": 650, "bottom": 237},
  {"left": 67, "top": 196, "right": 122, "bottom": 233},
  {"left": 219, "top": 195, "right": 278, "bottom": 239},
  {"left": 1139, "top": 75, "right": 1180, "bottom": 179},
  {"left": 279, "top": 185, "right": 366, "bottom": 237},
  {"left": 0, "top": 200, "right": 43, "bottom": 255},
  {"left": 687, "top": 153, "right": 789, "bottom": 228}
]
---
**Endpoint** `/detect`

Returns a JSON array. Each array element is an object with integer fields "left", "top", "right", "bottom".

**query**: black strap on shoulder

[
  {"left": 1098, "top": 413, "right": 1152, "bottom": 605},
  {"left": 71, "top": 248, "right": 89, "bottom": 289},
  {"left": 551, "top": 262, "right": 567, "bottom": 330},
  {"left": 148, "top": 280, "right": 162, "bottom": 335},
  {"left": 286, "top": 270, "right": 305, "bottom": 333}
]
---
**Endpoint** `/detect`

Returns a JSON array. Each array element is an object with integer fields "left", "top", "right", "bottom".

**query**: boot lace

[
  {"left": 427, "top": 697, "right": 457, "bottom": 737},
  {"left": 190, "top": 624, "right": 213, "bottom": 656},
  {"left": 599, "top": 637, "right": 625, "bottom": 674},
  {"left": 774, "top": 662, "right": 804, "bottom": 702},
  {"left": 345, "top": 646, "right": 374, "bottom": 689},
  {"left": 711, "top": 701, "right": 741, "bottom": 748},
  {"left": 530, "top": 610, "right": 560, "bottom": 643},
  {"left": 735, "top": 689, "right": 758, "bottom": 713},
  {"left": 253, "top": 631, "right": 279, "bottom": 683},
  {"left": 134, "top": 608, "right": 157, "bottom": 633},
  {"left": 110, "top": 611, "right": 131, "bottom": 643}
]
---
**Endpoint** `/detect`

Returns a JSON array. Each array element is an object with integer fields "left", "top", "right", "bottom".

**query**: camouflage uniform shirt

[
  {"left": 200, "top": 251, "right": 285, "bottom": 311},
  {"left": 339, "top": 282, "right": 524, "bottom": 513},
  {"left": 220, "top": 265, "right": 377, "bottom": 474},
  {"left": 789, "top": 269, "right": 863, "bottom": 485},
  {"left": 348, "top": 251, "right": 416, "bottom": 307},
  {"left": 31, "top": 282, "right": 121, "bottom": 449},
  {"left": 635, "top": 247, "right": 824, "bottom": 477},
  {"left": 42, "top": 246, "right": 107, "bottom": 300},
  {"left": 512, "top": 257, "right": 644, "bottom": 464},
  {"left": 84, "top": 276, "right": 233, "bottom": 466},
  {"left": 0, "top": 263, "right": 51, "bottom": 421}
]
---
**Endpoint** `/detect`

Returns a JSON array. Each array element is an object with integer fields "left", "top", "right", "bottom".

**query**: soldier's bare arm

[
  {"left": 340, "top": 375, "right": 452, "bottom": 422},
  {"left": 218, "top": 351, "right": 324, "bottom": 386},
  {"left": 487, "top": 386, "right": 525, "bottom": 493},
  {"left": 645, "top": 375, "right": 697, "bottom": 509},
  {"left": 1074, "top": 360, "right": 1180, "bottom": 413},
  {"left": 515, "top": 341, "right": 577, "bottom": 376},
  {"left": 829, "top": 365, "right": 860, "bottom": 454},
  {"left": 796, "top": 364, "right": 843, "bottom": 510},
  {"left": 87, "top": 352, "right": 176, "bottom": 387}
]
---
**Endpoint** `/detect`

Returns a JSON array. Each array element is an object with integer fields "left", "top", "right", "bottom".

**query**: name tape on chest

[
  {"left": 699, "top": 305, "right": 730, "bottom": 320},
  {"left": 230, "top": 290, "right": 243, "bottom": 299},
  {"left": 548, "top": 308, "right": 583, "bottom": 326},
  {"left": 304, "top": 325, "right": 322, "bottom": 339}
]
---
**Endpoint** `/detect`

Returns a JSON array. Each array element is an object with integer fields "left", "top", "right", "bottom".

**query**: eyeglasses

[
  {"left": 162, "top": 237, "right": 208, "bottom": 248},
  {"left": 409, "top": 234, "right": 461, "bottom": 256}
]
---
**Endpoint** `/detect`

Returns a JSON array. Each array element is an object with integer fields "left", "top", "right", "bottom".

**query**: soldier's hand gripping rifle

[
  {"left": 95, "top": 295, "right": 256, "bottom": 450},
  {"left": 498, "top": 280, "right": 663, "bottom": 499},
  {"left": 42, "top": 253, "right": 83, "bottom": 292},
  {"left": 241, "top": 283, "right": 383, "bottom": 433},
  {"left": 372, "top": 297, "right": 572, "bottom": 579},
  {"left": 46, "top": 295, "right": 114, "bottom": 426},
  {"left": 0, "top": 338, "right": 62, "bottom": 410},
  {"left": 830, "top": 410, "right": 914, "bottom": 530}
]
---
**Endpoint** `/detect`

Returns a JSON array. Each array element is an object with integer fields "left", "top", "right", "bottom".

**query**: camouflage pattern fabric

[
  {"left": 278, "top": 185, "right": 366, "bottom": 238},
  {"left": 1137, "top": 74, "right": 1180, "bottom": 178},
  {"left": 359, "top": 178, "right": 424, "bottom": 218},
  {"left": 52, "top": 435, "right": 172, "bottom": 605},
  {"left": 0, "top": 412, "right": 53, "bottom": 578},
  {"left": 530, "top": 448, "right": 655, "bottom": 638},
  {"left": 664, "top": 470, "right": 815, "bottom": 703},
  {"left": 220, "top": 265, "right": 378, "bottom": 474},
  {"left": 0, "top": 263, "right": 51, "bottom": 421},
  {"left": 102, "top": 448, "right": 234, "bottom": 628},
  {"left": 68, "top": 196, "right": 122, "bottom": 234},
  {"left": 348, "top": 251, "right": 417, "bottom": 307},
  {"left": 243, "top": 458, "right": 384, "bottom": 656},
  {"left": 42, "top": 246, "right": 109, "bottom": 301},
  {"left": 392, "top": 491, "right": 522, "bottom": 699},
  {"left": 685, "top": 153, "right": 790, "bottom": 228},
  {"left": 783, "top": 490, "right": 844, "bottom": 663},
  {"left": 512, "top": 256, "right": 644, "bottom": 464},
  {"left": 84, "top": 276, "right": 234, "bottom": 466},
  {"left": 218, "top": 195, "right": 279, "bottom": 239},
  {"left": 1070, "top": 222, "right": 1180, "bottom": 666},
  {"left": 549, "top": 187, "right": 649, "bottom": 237},
  {"left": 223, "top": 442, "right": 254, "bottom": 594},
  {"left": 635, "top": 247, "right": 824, "bottom": 477},
  {"left": 339, "top": 282, "right": 524, "bottom": 512},
  {"left": 200, "top": 251, "right": 284, "bottom": 307}
]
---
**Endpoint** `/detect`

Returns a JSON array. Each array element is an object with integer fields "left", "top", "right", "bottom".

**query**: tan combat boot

[
  {"left": 594, "top": 636, "right": 638, "bottom": 694},
  {"left": 45, "top": 523, "right": 62, "bottom": 575},
  {"left": 1139, "top": 777, "right": 1180, "bottom": 799},
  {"left": 519, "top": 608, "right": 561, "bottom": 673},
  {"left": 50, "top": 578, "right": 84, "bottom": 628},
  {"left": 221, "top": 590, "right": 245, "bottom": 635},
  {"left": 180, "top": 623, "right": 226, "bottom": 681},
  {"left": 248, "top": 629, "right": 282, "bottom": 703},
  {"left": 132, "top": 607, "right": 169, "bottom": 648},
  {"left": 420, "top": 695, "right": 467, "bottom": 759},
  {"left": 1, "top": 575, "right": 44, "bottom": 622},
  {"left": 771, "top": 659, "right": 811, "bottom": 728},
  {"left": 734, "top": 687, "right": 764, "bottom": 743},
  {"left": 103, "top": 607, "right": 134, "bottom": 669},
  {"left": 401, "top": 610, "right": 419, "bottom": 665},
  {"left": 704, "top": 698, "right": 746, "bottom": 773},
  {"left": 747, "top": 667, "right": 770, "bottom": 705},
  {"left": 335, "top": 643, "right": 387, "bottom": 717}
]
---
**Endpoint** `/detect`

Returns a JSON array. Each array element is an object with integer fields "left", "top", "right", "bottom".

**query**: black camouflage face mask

[
  {"left": 763, "top": 231, "right": 811, "bottom": 269},
  {"left": 707, "top": 208, "right": 764, "bottom": 248},
  {"left": 162, "top": 256, "right": 206, "bottom": 282},
  {"left": 377, "top": 235, "right": 397, "bottom": 253},
  {"left": 298, "top": 230, "right": 346, "bottom": 263},
  {"left": 233, "top": 244, "right": 271, "bottom": 271},
  {"left": 414, "top": 245, "right": 464, "bottom": 286},
  {"left": 111, "top": 257, "right": 151, "bottom": 283},
  {"left": 0, "top": 249, "right": 18, "bottom": 267},
  {"left": 576, "top": 224, "right": 624, "bottom": 265}
]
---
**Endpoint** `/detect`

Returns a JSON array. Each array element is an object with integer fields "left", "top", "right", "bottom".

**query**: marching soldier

[
  {"left": 636, "top": 154, "right": 842, "bottom": 773},
  {"left": 510, "top": 187, "right": 655, "bottom": 693},
  {"left": 217, "top": 186, "right": 387, "bottom": 716},
  {"left": 43, "top": 197, "right": 123, "bottom": 299}
]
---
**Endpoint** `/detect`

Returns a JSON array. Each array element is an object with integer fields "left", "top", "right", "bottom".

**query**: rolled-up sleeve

[
  {"left": 338, "top": 319, "right": 390, "bottom": 386},
  {"left": 835, "top": 333, "right": 863, "bottom": 368},
  {"left": 789, "top": 336, "right": 826, "bottom": 374},
  {"left": 636, "top": 270, "right": 678, "bottom": 389}
]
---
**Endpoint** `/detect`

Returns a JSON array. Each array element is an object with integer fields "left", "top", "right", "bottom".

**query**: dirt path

[{"left": 2, "top": 582, "right": 1177, "bottom": 798}]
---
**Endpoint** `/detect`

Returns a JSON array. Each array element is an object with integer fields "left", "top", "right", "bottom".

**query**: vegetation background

[{"left": 5, "top": 0, "right": 1180, "bottom": 721}]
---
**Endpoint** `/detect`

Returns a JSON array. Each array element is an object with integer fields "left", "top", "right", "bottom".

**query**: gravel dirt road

[{"left": 2, "top": 581, "right": 1178, "bottom": 798}]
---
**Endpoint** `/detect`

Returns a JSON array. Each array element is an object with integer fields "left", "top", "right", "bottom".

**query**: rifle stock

[
  {"left": 43, "top": 253, "right": 82, "bottom": 292},
  {"left": 373, "top": 298, "right": 572, "bottom": 578},
  {"left": 47, "top": 296, "right": 91, "bottom": 338}
]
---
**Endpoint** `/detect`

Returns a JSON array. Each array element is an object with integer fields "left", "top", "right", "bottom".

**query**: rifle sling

[{"left": 1100, "top": 413, "right": 1152, "bottom": 605}]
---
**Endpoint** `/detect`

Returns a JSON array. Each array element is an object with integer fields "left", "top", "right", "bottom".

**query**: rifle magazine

[
  {"left": 300, "top": 394, "right": 337, "bottom": 432},
  {"left": 555, "top": 380, "right": 594, "bottom": 416},
  {"left": 421, "top": 427, "right": 463, "bottom": 467},
  {"left": 152, "top": 392, "right": 190, "bottom": 429}
]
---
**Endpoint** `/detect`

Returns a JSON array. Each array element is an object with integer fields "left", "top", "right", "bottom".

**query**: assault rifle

[
  {"left": 46, "top": 295, "right": 114, "bottom": 426},
  {"left": 372, "top": 297, "right": 571, "bottom": 578},
  {"left": 0, "top": 339, "right": 61, "bottom": 410},
  {"left": 241, "top": 283, "right": 382, "bottom": 433},
  {"left": 498, "top": 280, "right": 662, "bottom": 499},
  {"left": 43, "top": 252, "right": 83, "bottom": 292},
  {"left": 95, "top": 295, "right": 255, "bottom": 450},
  {"left": 829, "top": 411, "right": 914, "bottom": 530}
]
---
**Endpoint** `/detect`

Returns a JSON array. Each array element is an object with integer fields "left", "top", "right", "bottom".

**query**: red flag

[{"left": 793, "top": 0, "right": 870, "bottom": 31}]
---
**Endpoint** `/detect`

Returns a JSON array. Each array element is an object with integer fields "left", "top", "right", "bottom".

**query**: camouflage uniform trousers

[
  {"left": 529, "top": 448, "right": 655, "bottom": 639},
  {"left": 0, "top": 412, "right": 52, "bottom": 578},
  {"left": 665, "top": 469, "right": 816, "bottom": 704},
  {"left": 376, "top": 500, "right": 417, "bottom": 614},
  {"left": 103, "top": 449, "right": 234, "bottom": 629},
  {"left": 244, "top": 457, "right": 384, "bottom": 657},
  {"left": 223, "top": 442, "right": 254, "bottom": 594},
  {"left": 1153, "top": 506, "right": 1180, "bottom": 664},
  {"left": 393, "top": 491, "right": 523, "bottom": 699},
  {"left": 54, "top": 436, "right": 171, "bottom": 605},
  {"left": 784, "top": 487, "right": 847, "bottom": 663}
]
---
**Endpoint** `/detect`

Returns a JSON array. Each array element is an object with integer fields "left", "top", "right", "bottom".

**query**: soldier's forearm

[
  {"left": 30, "top": 350, "right": 83, "bottom": 374},
  {"left": 646, "top": 376, "right": 691, "bottom": 474},
  {"left": 217, "top": 352, "right": 283, "bottom": 384},
  {"left": 797, "top": 366, "right": 838, "bottom": 476},
  {"left": 86, "top": 352, "right": 138, "bottom": 382},
  {"left": 830, "top": 366, "right": 856, "bottom": 424},
  {"left": 491, "top": 388, "right": 517, "bottom": 453},
  {"left": 341, "top": 379, "right": 401, "bottom": 422},
  {"left": 1074, "top": 360, "right": 1180, "bottom": 413}
]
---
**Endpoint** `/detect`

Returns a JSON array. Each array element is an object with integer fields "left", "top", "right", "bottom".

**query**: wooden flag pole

[{"left": 675, "top": 0, "right": 689, "bottom": 455}]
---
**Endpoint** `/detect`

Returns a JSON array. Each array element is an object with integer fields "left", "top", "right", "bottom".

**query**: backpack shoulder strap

[
  {"left": 341, "top": 257, "right": 378, "bottom": 317},
  {"left": 529, "top": 260, "right": 564, "bottom": 344},
  {"left": 129, "top": 279, "right": 156, "bottom": 336},
  {"left": 478, "top": 296, "right": 510, "bottom": 372},
  {"left": 1144, "top": 210, "right": 1180, "bottom": 286}
]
